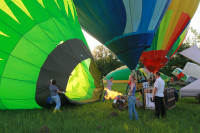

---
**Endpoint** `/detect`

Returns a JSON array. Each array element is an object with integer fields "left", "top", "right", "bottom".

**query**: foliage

[
  {"left": 185, "top": 27, "right": 200, "bottom": 46},
  {"left": 92, "top": 45, "right": 123, "bottom": 76},
  {"left": 160, "top": 43, "right": 192, "bottom": 77},
  {"left": 0, "top": 84, "right": 200, "bottom": 133},
  {"left": 160, "top": 26, "right": 200, "bottom": 78}
]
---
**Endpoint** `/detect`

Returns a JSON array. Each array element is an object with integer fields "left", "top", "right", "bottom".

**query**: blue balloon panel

[{"left": 74, "top": 0, "right": 171, "bottom": 69}]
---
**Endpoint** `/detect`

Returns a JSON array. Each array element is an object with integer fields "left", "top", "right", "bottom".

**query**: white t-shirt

[{"left": 154, "top": 77, "right": 165, "bottom": 97}]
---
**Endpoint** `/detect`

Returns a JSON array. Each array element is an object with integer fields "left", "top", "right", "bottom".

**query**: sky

[{"left": 83, "top": 4, "right": 200, "bottom": 51}]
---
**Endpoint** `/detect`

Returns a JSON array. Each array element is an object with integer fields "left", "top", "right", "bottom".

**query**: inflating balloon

[
  {"left": 0, "top": 0, "right": 103, "bottom": 110},
  {"left": 106, "top": 66, "right": 172, "bottom": 82},
  {"left": 140, "top": 0, "right": 200, "bottom": 73},
  {"left": 74, "top": 0, "right": 172, "bottom": 70}
]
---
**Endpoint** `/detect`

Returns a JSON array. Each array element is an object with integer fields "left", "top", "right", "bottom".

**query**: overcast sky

[{"left": 83, "top": 4, "right": 200, "bottom": 51}]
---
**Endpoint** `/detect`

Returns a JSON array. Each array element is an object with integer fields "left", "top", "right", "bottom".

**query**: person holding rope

[{"left": 49, "top": 79, "right": 65, "bottom": 114}]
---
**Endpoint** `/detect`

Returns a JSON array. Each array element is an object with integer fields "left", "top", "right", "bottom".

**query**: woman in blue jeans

[{"left": 128, "top": 75, "right": 139, "bottom": 120}]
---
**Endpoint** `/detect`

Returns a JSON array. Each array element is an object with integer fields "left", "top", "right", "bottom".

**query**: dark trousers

[{"left": 155, "top": 96, "right": 166, "bottom": 118}]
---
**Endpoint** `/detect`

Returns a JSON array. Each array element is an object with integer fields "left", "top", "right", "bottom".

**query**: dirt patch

[
  {"left": 97, "top": 125, "right": 101, "bottom": 130},
  {"left": 110, "top": 111, "right": 118, "bottom": 117},
  {"left": 38, "top": 126, "right": 50, "bottom": 133}
]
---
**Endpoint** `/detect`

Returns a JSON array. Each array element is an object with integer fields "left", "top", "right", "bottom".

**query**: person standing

[
  {"left": 149, "top": 76, "right": 153, "bottom": 87},
  {"left": 152, "top": 76, "right": 156, "bottom": 84},
  {"left": 166, "top": 77, "right": 170, "bottom": 88},
  {"left": 128, "top": 75, "right": 139, "bottom": 120},
  {"left": 105, "top": 76, "right": 113, "bottom": 90},
  {"left": 102, "top": 76, "right": 113, "bottom": 102},
  {"left": 49, "top": 79, "right": 64, "bottom": 114},
  {"left": 153, "top": 72, "right": 166, "bottom": 119}
]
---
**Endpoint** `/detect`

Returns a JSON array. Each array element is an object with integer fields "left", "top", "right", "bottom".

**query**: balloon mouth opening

[
  {"left": 65, "top": 58, "right": 96, "bottom": 102},
  {"left": 141, "top": 58, "right": 169, "bottom": 73},
  {"left": 35, "top": 39, "right": 100, "bottom": 108},
  {"left": 140, "top": 50, "right": 169, "bottom": 72}
]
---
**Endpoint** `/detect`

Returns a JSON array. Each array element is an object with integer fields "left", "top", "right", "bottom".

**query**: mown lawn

[{"left": 0, "top": 84, "right": 200, "bottom": 133}]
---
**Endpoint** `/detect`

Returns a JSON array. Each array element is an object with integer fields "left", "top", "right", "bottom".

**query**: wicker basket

[
  {"left": 143, "top": 87, "right": 176, "bottom": 110},
  {"left": 164, "top": 88, "right": 176, "bottom": 110}
]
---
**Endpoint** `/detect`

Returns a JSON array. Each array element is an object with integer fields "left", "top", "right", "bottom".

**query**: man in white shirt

[{"left": 153, "top": 72, "right": 166, "bottom": 118}]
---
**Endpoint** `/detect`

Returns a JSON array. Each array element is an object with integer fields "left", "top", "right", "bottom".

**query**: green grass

[{"left": 0, "top": 84, "right": 200, "bottom": 133}]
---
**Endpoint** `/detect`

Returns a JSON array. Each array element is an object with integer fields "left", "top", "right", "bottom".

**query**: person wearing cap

[
  {"left": 49, "top": 79, "right": 65, "bottom": 114},
  {"left": 153, "top": 72, "right": 166, "bottom": 119}
]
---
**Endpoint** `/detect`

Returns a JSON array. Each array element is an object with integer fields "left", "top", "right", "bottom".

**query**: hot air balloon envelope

[
  {"left": 140, "top": 0, "right": 200, "bottom": 72},
  {"left": 0, "top": 0, "right": 103, "bottom": 110},
  {"left": 74, "top": 0, "right": 172, "bottom": 69}
]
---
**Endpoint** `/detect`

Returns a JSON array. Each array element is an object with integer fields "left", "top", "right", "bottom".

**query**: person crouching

[{"left": 49, "top": 79, "right": 64, "bottom": 114}]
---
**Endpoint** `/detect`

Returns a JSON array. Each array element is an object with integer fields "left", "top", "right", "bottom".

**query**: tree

[
  {"left": 190, "top": 27, "right": 200, "bottom": 46},
  {"left": 160, "top": 27, "right": 200, "bottom": 77},
  {"left": 92, "top": 45, "right": 123, "bottom": 76},
  {"left": 160, "top": 42, "right": 193, "bottom": 77},
  {"left": 184, "top": 27, "right": 200, "bottom": 47}
]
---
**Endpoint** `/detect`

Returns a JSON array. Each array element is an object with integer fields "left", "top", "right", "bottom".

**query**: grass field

[{"left": 0, "top": 84, "right": 200, "bottom": 133}]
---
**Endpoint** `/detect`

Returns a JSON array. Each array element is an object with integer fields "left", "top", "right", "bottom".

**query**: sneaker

[
  {"left": 57, "top": 109, "right": 62, "bottom": 112},
  {"left": 53, "top": 109, "right": 57, "bottom": 114}
]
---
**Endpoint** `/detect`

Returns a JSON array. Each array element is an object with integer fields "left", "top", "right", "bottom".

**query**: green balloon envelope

[{"left": 0, "top": 0, "right": 103, "bottom": 110}]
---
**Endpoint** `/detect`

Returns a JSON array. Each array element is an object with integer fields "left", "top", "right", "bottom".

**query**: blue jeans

[
  {"left": 128, "top": 96, "right": 139, "bottom": 120},
  {"left": 52, "top": 95, "right": 61, "bottom": 110}
]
